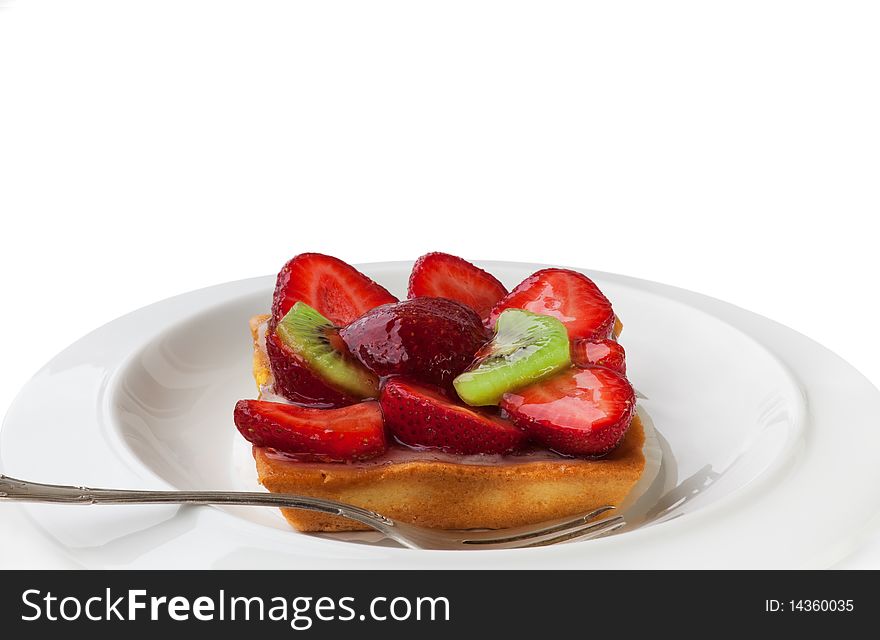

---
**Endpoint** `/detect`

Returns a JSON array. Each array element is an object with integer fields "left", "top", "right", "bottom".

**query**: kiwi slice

[
  {"left": 453, "top": 309, "right": 570, "bottom": 406},
  {"left": 276, "top": 302, "right": 379, "bottom": 399}
]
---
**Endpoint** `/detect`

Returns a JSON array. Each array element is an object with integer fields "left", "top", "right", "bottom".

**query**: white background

[{"left": 1, "top": 1, "right": 878, "bottom": 567}]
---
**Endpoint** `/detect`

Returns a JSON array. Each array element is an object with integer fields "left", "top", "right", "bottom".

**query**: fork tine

[
  {"left": 522, "top": 516, "right": 625, "bottom": 548},
  {"left": 460, "top": 506, "right": 616, "bottom": 545}
]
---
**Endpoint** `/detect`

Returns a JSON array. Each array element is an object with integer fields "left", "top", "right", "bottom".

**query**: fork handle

[{"left": 0, "top": 474, "right": 393, "bottom": 531}]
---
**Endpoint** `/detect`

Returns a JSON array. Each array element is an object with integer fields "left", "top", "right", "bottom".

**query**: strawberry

[
  {"left": 407, "top": 252, "right": 508, "bottom": 318},
  {"left": 487, "top": 268, "right": 614, "bottom": 341},
  {"left": 233, "top": 399, "right": 386, "bottom": 461},
  {"left": 340, "top": 297, "right": 489, "bottom": 388},
  {"left": 270, "top": 253, "right": 397, "bottom": 329},
  {"left": 571, "top": 338, "right": 626, "bottom": 375},
  {"left": 381, "top": 378, "right": 527, "bottom": 455},
  {"left": 265, "top": 329, "right": 363, "bottom": 407},
  {"left": 501, "top": 367, "right": 635, "bottom": 457}
]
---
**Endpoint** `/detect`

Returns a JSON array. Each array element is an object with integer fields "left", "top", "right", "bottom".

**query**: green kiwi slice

[
  {"left": 453, "top": 309, "right": 570, "bottom": 406},
  {"left": 276, "top": 302, "right": 379, "bottom": 399}
]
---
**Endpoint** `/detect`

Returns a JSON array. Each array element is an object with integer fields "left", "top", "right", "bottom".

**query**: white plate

[{"left": 2, "top": 261, "right": 879, "bottom": 569}]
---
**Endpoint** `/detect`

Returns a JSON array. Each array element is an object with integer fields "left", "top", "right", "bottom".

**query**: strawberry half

[
  {"left": 487, "top": 268, "right": 614, "bottom": 341},
  {"left": 270, "top": 253, "right": 397, "bottom": 329},
  {"left": 408, "top": 252, "right": 508, "bottom": 318},
  {"left": 265, "top": 330, "right": 362, "bottom": 407},
  {"left": 501, "top": 367, "right": 635, "bottom": 457},
  {"left": 571, "top": 338, "right": 626, "bottom": 375},
  {"left": 233, "top": 399, "right": 386, "bottom": 461},
  {"left": 380, "top": 378, "right": 528, "bottom": 455}
]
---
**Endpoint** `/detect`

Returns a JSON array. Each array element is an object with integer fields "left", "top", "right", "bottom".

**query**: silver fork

[{"left": 0, "top": 474, "right": 624, "bottom": 550}]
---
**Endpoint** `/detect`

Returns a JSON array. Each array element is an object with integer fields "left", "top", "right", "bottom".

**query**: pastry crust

[
  {"left": 249, "top": 315, "right": 273, "bottom": 391},
  {"left": 248, "top": 314, "right": 645, "bottom": 532}
]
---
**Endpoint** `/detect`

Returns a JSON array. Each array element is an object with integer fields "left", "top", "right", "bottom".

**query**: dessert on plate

[{"left": 233, "top": 252, "right": 645, "bottom": 532}]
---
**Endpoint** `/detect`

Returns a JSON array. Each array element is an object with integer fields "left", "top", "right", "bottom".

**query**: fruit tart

[{"left": 234, "top": 252, "right": 646, "bottom": 532}]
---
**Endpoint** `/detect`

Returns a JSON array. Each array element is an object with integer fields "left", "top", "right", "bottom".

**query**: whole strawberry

[{"left": 340, "top": 297, "right": 489, "bottom": 388}]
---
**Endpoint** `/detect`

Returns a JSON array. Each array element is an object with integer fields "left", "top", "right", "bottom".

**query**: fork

[{"left": 0, "top": 474, "right": 624, "bottom": 550}]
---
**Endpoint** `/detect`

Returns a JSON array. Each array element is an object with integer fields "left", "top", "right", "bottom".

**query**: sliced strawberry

[
  {"left": 234, "top": 399, "right": 386, "bottom": 461},
  {"left": 380, "top": 378, "right": 527, "bottom": 455},
  {"left": 501, "top": 367, "right": 635, "bottom": 457},
  {"left": 571, "top": 338, "right": 626, "bottom": 375},
  {"left": 407, "top": 252, "right": 508, "bottom": 317},
  {"left": 265, "top": 330, "right": 361, "bottom": 407},
  {"left": 270, "top": 253, "right": 397, "bottom": 329},
  {"left": 487, "top": 268, "right": 614, "bottom": 341}
]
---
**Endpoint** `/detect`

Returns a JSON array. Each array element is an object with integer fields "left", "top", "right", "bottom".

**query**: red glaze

[
  {"left": 381, "top": 378, "right": 528, "bottom": 455},
  {"left": 407, "top": 252, "right": 508, "bottom": 318},
  {"left": 340, "top": 297, "right": 489, "bottom": 388},
  {"left": 501, "top": 367, "right": 635, "bottom": 457},
  {"left": 270, "top": 253, "right": 397, "bottom": 329},
  {"left": 487, "top": 269, "right": 614, "bottom": 341},
  {"left": 265, "top": 330, "right": 367, "bottom": 408},
  {"left": 233, "top": 399, "right": 386, "bottom": 461},
  {"left": 571, "top": 338, "right": 626, "bottom": 375}
]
